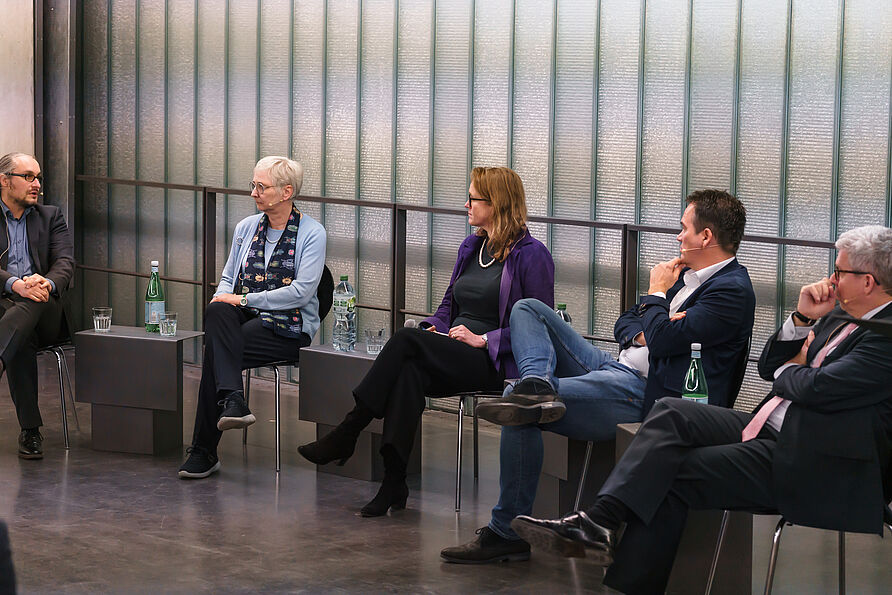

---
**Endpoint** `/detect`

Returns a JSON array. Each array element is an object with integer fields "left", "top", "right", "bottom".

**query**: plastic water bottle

[
  {"left": 555, "top": 303, "right": 572, "bottom": 324},
  {"left": 682, "top": 342, "right": 709, "bottom": 404},
  {"left": 332, "top": 275, "right": 356, "bottom": 351},
  {"left": 145, "top": 260, "right": 165, "bottom": 333}
]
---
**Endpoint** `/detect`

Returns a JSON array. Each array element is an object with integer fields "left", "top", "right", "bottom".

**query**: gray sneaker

[{"left": 440, "top": 527, "right": 531, "bottom": 564}]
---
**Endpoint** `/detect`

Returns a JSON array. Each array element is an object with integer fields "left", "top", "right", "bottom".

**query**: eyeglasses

[
  {"left": 468, "top": 194, "right": 491, "bottom": 204},
  {"left": 5, "top": 172, "right": 42, "bottom": 184},
  {"left": 833, "top": 266, "right": 872, "bottom": 279},
  {"left": 250, "top": 181, "right": 275, "bottom": 194}
]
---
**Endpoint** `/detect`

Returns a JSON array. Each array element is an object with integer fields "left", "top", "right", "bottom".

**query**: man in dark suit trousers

[
  {"left": 0, "top": 152, "right": 74, "bottom": 459},
  {"left": 442, "top": 189, "right": 755, "bottom": 564},
  {"left": 511, "top": 224, "right": 892, "bottom": 594}
]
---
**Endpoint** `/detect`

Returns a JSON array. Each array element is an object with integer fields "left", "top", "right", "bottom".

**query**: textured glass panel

[
  {"left": 167, "top": 0, "right": 199, "bottom": 340},
  {"left": 837, "top": 0, "right": 892, "bottom": 232},
  {"left": 472, "top": 0, "right": 512, "bottom": 168},
  {"left": 687, "top": 0, "right": 735, "bottom": 191},
  {"left": 785, "top": 0, "right": 839, "bottom": 241},
  {"left": 511, "top": 0, "right": 553, "bottom": 220},
  {"left": 226, "top": 0, "right": 260, "bottom": 245},
  {"left": 293, "top": 0, "right": 325, "bottom": 196},
  {"left": 196, "top": 0, "right": 227, "bottom": 277},
  {"left": 396, "top": 0, "right": 433, "bottom": 313},
  {"left": 735, "top": 360, "right": 772, "bottom": 414},
  {"left": 552, "top": 0, "right": 596, "bottom": 330},
  {"left": 736, "top": 240, "right": 781, "bottom": 366},
  {"left": 81, "top": 0, "right": 111, "bottom": 313},
  {"left": 137, "top": 0, "right": 167, "bottom": 310},
  {"left": 592, "top": 229, "right": 623, "bottom": 341},
  {"left": 109, "top": 0, "right": 139, "bottom": 325},
  {"left": 640, "top": 0, "right": 686, "bottom": 226},
  {"left": 325, "top": 0, "right": 359, "bottom": 289},
  {"left": 432, "top": 0, "right": 471, "bottom": 209},
  {"left": 259, "top": 0, "right": 293, "bottom": 157},
  {"left": 595, "top": 0, "right": 640, "bottom": 223},
  {"left": 737, "top": 0, "right": 785, "bottom": 235}
]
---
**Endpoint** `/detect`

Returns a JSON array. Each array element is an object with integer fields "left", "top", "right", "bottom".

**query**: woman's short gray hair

[
  {"left": 254, "top": 156, "right": 304, "bottom": 197},
  {"left": 835, "top": 225, "right": 892, "bottom": 288}
]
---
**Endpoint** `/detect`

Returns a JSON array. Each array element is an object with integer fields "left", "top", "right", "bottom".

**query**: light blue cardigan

[{"left": 214, "top": 211, "right": 327, "bottom": 339}]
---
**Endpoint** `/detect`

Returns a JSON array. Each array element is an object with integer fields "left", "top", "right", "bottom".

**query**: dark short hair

[{"left": 685, "top": 189, "right": 747, "bottom": 255}]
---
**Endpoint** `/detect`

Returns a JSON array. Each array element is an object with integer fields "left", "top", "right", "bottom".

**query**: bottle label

[
  {"left": 333, "top": 295, "right": 356, "bottom": 315},
  {"left": 146, "top": 301, "right": 165, "bottom": 325}
]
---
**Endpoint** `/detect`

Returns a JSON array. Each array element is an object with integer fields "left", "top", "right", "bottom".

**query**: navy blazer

[
  {"left": 758, "top": 303, "right": 892, "bottom": 535},
  {"left": 614, "top": 260, "right": 755, "bottom": 415}
]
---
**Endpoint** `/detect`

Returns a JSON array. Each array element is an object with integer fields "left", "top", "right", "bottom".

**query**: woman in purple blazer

[{"left": 298, "top": 167, "right": 554, "bottom": 517}]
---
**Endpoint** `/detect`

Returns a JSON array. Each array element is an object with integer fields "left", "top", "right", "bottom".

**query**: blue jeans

[{"left": 489, "top": 298, "right": 647, "bottom": 540}]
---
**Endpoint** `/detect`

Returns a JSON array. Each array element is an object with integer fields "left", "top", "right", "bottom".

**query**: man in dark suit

[
  {"left": 511, "top": 225, "right": 892, "bottom": 594},
  {"left": 442, "top": 189, "right": 755, "bottom": 564},
  {"left": 0, "top": 152, "right": 75, "bottom": 459}
]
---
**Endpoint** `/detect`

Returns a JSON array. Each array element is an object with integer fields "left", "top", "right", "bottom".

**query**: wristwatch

[
  {"left": 792, "top": 310, "right": 815, "bottom": 325},
  {"left": 481, "top": 333, "right": 488, "bottom": 347},
  {"left": 239, "top": 294, "right": 248, "bottom": 307}
]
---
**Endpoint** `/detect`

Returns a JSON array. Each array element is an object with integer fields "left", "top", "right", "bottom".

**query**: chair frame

[
  {"left": 36, "top": 342, "right": 79, "bottom": 449},
  {"left": 242, "top": 363, "right": 289, "bottom": 472}
]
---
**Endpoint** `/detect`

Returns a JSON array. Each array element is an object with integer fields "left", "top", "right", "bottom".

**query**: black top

[{"left": 451, "top": 245, "right": 504, "bottom": 336}]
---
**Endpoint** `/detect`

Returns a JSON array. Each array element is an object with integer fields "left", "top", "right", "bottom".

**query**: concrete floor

[{"left": 1, "top": 354, "right": 889, "bottom": 593}]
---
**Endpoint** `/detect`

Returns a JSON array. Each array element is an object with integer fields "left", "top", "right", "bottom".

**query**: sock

[{"left": 584, "top": 495, "right": 629, "bottom": 531}]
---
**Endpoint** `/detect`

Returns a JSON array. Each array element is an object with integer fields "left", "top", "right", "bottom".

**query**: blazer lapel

[
  {"left": 25, "top": 209, "right": 43, "bottom": 274},
  {"left": 0, "top": 214, "right": 7, "bottom": 269},
  {"left": 676, "top": 259, "right": 740, "bottom": 311}
]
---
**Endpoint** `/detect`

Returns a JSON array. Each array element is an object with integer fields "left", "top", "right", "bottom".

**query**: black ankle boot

[
  {"left": 360, "top": 446, "right": 408, "bottom": 517},
  {"left": 297, "top": 401, "right": 374, "bottom": 466}
]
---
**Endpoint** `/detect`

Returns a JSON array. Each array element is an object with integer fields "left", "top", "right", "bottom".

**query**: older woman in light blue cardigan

[{"left": 179, "top": 156, "right": 326, "bottom": 479}]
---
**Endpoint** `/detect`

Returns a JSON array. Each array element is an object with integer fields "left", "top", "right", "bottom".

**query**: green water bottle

[
  {"left": 145, "top": 260, "right": 165, "bottom": 332},
  {"left": 682, "top": 342, "right": 708, "bottom": 404}
]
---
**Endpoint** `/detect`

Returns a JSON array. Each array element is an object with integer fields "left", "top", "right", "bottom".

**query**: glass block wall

[{"left": 77, "top": 0, "right": 892, "bottom": 411}]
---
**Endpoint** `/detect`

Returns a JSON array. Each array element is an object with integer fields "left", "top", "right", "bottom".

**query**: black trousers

[
  {"left": 597, "top": 398, "right": 779, "bottom": 595},
  {"left": 191, "top": 302, "right": 310, "bottom": 451},
  {"left": 353, "top": 327, "right": 504, "bottom": 464},
  {"left": 0, "top": 521, "right": 14, "bottom": 595},
  {"left": 0, "top": 295, "right": 67, "bottom": 429}
]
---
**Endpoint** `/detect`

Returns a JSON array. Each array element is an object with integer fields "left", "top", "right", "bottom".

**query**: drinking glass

[
  {"left": 365, "top": 328, "right": 386, "bottom": 355},
  {"left": 92, "top": 307, "right": 112, "bottom": 333},
  {"left": 159, "top": 312, "right": 178, "bottom": 337}
]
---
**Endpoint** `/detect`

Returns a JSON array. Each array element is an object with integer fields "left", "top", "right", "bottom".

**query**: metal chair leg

[
  {"left": 274, "top": 366, "right": 281, "bottom": 473},
  {"left": 53, "top": 350, "right": 70, "bottom": 449},
  {"left": 58, "top": 347, "right": 79, "bottom": 430},
  {"left": 455, "top": 397, "right": 464, "bottom": 512},
  {"left": 764, "top": 518, "right": 788, "bottom": 595},
  {"left": 838, "top": 531, "right": 845, "bottom": 595},
  {"left": 573, "top": 441, "right": 594, "bottom": 511},
  {"left": 243, "top": 368, "right": 252, "bottom": 445},
  {"left": 472, "top": 396, "right": 479, "bottom": 481},
  {"left": 705, "top": 510, "right": 731, "bottom": 595}
]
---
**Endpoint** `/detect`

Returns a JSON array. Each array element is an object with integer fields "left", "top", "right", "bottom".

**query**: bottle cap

[
  {"left": 340, "top": 275, "right": 349, "bottom": 281},
  {"left": 691, "top": 342, "right": 701, "bottom": 351},
  {"left": 151, "top": 260, "right": 159, "bottom": 266},
  {"left": 557, "top": 303, "right": 567, "bottom": 309}
]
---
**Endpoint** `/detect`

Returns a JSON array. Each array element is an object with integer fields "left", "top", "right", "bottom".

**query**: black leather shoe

[
  {"left": 298, "top": 428, "right": 357, "bottom": 466},
  {"left": 18, "top": 429, "right": 43, "bottom": 460},
  {"left": 475, "top": 378, "right": 565, "bottom": 426},
  {"left": 440, "top": 526, "right": 531, "bottom": 564},
  {"left": 510, "top": 511, "right": 615, "bottom": 564}
]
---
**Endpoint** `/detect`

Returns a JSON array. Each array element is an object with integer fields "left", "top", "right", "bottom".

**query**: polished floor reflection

[{"left": 0, "top": 356, "right": 889, "bottom": 593}]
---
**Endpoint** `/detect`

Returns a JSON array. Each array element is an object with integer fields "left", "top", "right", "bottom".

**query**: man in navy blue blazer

[{"left": 441, "top": 189, "right": 755, "bottom": 564}]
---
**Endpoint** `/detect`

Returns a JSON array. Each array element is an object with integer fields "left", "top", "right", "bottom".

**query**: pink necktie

[{"left": 741, "top": 322, "right": 857, "bottom": 441}]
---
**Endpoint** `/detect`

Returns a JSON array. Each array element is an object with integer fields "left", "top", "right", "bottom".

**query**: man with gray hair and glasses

[
  {"left": 511, "top": 225, "right": 892, "bottom": 594},
  {"left": 0, "top": 152, "right": 75, "bottom": 459},
  {"left": 179, "top": 156, "right": 327, "bottom": 478}
]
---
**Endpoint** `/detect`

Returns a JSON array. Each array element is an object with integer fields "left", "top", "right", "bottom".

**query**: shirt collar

[
  {"left": 682, "top": 256, "right": 736, "bottom": 290},
  {"left": 0, "top": 201, "right": 33, "bottom": 221},
  {"left": 861, "top": 301, "right": 891, "bottom": 321}
]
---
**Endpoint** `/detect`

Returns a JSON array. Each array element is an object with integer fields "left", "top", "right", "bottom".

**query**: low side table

[
  {"left": 299, "top": 344, "right": 421, "bottom": 481},
  {"left": 74, "top": 325, "right": 203, "bottom": 455}
]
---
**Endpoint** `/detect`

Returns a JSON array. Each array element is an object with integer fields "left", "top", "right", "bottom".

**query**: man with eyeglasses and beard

[{"left": 0, "top": 152, "right": 75, "bottom": 459}]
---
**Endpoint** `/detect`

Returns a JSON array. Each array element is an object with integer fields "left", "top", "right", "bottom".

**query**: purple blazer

[{"left": 423, "top": 230, "right": 554, "bottom": 379}]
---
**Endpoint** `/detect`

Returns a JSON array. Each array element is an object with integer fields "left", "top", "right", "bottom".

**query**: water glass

[
  {"left": 92, "top": 307, "right": 112, "bottom": 333},
  {"left": 159, "top": 312, "right": 178, "bottom": 337},
  {"left": 365, "top": 328, "right": 386, "bottom": 355}
]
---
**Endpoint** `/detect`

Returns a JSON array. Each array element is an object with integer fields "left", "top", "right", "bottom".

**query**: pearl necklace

[{"left": 478, "top": 238, "right": 497, "bottom": 268}]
